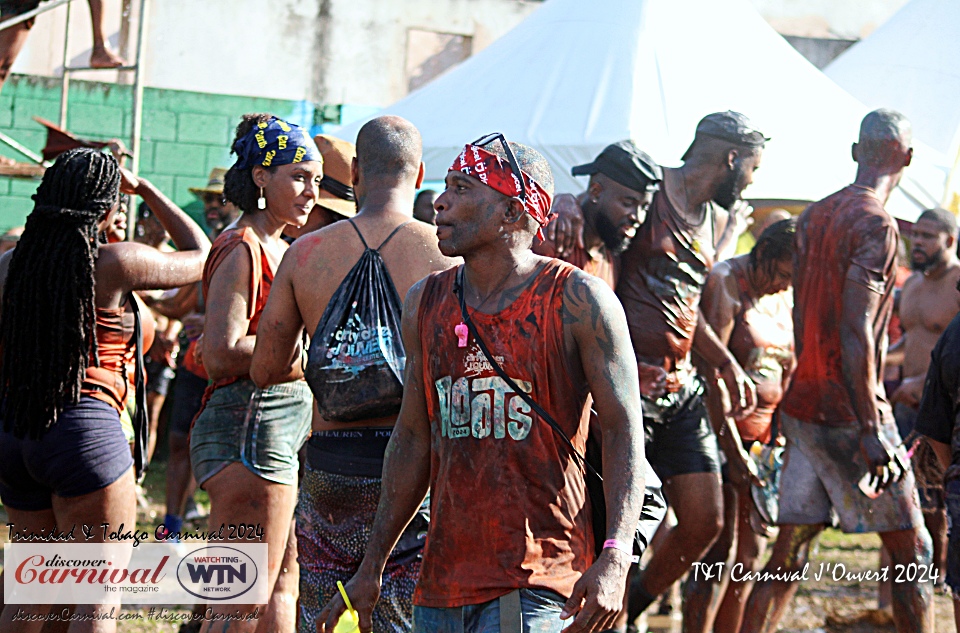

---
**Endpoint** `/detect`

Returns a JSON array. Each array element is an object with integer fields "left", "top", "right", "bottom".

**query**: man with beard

[
  {"left": 536, "top": 141, "right": 661, "bottom": 633},
  {"left": 613, "top": 112, "right": 765, "bottom": 622},
  {"left": 741, "top": 110, "right": 932, "bottom": 633},
  {"left": 886, "top": 207, "right": 960, "bottom": 584},
  {"left": 190, "top": 168, "right": 242, "bottom": 235},
  {"left": 536, "top": 141, "right": 662, "bottom": 290}
]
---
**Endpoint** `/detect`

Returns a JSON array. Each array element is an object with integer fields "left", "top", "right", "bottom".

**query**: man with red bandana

[{"left": 319, "top": 134, "right": 648, "bottom": 633}]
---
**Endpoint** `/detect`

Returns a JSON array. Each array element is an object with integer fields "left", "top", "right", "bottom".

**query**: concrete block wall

[{"left": 0, "top": 75, "right": 324, "bottom": 232}]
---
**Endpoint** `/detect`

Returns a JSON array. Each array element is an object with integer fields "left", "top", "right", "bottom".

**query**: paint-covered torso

[
  {"left": 782, "top": 186, "right": 898, "bottom": 426},
  {"left": 726, "top": 257, "right": 794, "bottom": 442},
  {"left": 414, "top": 260, "right": 593, "bottom": 608}
]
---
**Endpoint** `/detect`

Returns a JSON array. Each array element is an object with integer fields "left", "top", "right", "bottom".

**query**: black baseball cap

[
  {"left": 571, "top": 141, "right": 662, "bottom": 193},
  {"left": 694, "top": 111, "right": 769, "bottom": 148}
]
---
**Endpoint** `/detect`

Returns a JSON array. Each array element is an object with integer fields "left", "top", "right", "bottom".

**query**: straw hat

[
  {"left": 314, "top": 134, "right": 357, "bottom": 218},
  {"left": 189, "top": 167, "right": 228, "bottom": 197}
]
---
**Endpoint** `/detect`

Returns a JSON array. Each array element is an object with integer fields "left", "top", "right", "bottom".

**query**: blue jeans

[{"left": 412, "top": 588, "right": 566, "bottom": 633}]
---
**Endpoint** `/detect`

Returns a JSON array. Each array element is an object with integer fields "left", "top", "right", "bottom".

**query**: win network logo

[{"left": 177, "top": 546, "right": 260, "bottom": 601}]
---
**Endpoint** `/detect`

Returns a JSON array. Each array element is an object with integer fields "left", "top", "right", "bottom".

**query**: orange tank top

[
  {"left": 81, "top": 295, "right": 155, "bottom": 412},
  {"left": 414, "top": 260, "right": 594, "bottom": 608},
  {"left": 200, "top": 227, "right": 274, "bottom": 387}
]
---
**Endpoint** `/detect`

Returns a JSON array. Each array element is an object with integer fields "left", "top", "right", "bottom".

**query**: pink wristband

[{"left": 602, "top": 539, "right": 639, "bottom": 563}]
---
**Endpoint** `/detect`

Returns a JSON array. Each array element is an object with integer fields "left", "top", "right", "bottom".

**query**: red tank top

[
  {"left": 726, "top": 258, "right": 794, "bottom": 442},
  {"left": 201, "top": 227, "right": 274, "bottom": 386},
  {"left": 414, "top": 260, "right": 594, "bottom": 608},
  {"left": 534, "top": 238, "right": 619, "bottom": 290}
]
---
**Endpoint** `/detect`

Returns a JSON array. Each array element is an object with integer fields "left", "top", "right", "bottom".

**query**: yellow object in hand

[{"left": 334, "top": 580, "right": 360, "bottom": 633}]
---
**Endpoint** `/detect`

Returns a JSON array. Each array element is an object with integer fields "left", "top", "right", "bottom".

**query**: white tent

[
  {"left": 335, "top": 0, "right": 944, "bottom": 220},
  {"left": 825, "top": 0, "right": 960, "bottom": 210}
]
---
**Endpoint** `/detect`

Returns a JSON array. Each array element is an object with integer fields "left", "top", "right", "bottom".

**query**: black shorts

[
  {"left": 0, "top": 396, "right": 133, "bottom": 510},
  {"left": 145, "top": 358, "right": 176, "bottom": 397},
  {"left": 168, "top": 367, "right": 208, "bottom": 436},
  {"left": 643, "top": 377, "right": 721, "bottom": 481}
]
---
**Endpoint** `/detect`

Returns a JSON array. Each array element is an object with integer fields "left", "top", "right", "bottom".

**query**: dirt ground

[
  {"left": 643, "top": 529, "right": 955, "bottom": 633},
  {"left": 1, "top": 460, "right": 956, "bottom": 632}
]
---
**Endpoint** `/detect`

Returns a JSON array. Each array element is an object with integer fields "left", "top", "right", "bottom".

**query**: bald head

[
  {"left": 855, "top": 109, "right": 912, "bottom": 167},
  {"left": 355, "top": 115, "right": 422, "bottom": 182}
]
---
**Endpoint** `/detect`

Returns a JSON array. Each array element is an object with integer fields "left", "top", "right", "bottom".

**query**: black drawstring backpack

[{"left": 305, "top": 220, "right": 410, "bottom": 422}]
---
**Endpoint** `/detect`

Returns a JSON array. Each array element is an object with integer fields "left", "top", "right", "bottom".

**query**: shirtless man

[
  {"left": 536, "top": 141, "right": 661, "bottom": 290},
  {"left": 885, "top": 207, "right": 960, "bottom": 586},
  {"left": 889, "top": 208, "right": 960, "bottom": 419},
  {"left": 741, "top": 109, "right": 933, "bottom": 633},
  {"left": 250, "top": 116, "right": 458, "bottom": 633}
]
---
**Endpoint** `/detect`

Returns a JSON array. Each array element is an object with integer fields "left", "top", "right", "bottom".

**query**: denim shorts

[
  {"left": 189, "top": 379, "right": 312, "bottom": 486},
  {"left": 412, "top": 588, "right": 567, "bottom": 633},
  {"left": 0, "top": 396, "right": 133, "bottom": 510}
]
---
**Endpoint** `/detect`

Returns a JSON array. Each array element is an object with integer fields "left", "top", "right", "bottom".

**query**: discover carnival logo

[
  {"left": 176, "top": 546, "right": 259, "bottom": 601},
  {"left": 4, "top": 542, "right": 268, "bottom": 605}
]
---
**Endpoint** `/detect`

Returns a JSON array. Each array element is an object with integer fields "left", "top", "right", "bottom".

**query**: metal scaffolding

[{"left": 0, "top": 0, "right": 150, "bottom": 237}]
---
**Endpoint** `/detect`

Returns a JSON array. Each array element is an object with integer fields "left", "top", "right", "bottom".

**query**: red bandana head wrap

[{"left": 449, "top": 140, "right": 554, "bottom": 239}]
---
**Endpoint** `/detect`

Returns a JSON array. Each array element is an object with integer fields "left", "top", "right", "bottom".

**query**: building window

[{"left": 405, "top": 29, "right": 472, "bottom": 94}]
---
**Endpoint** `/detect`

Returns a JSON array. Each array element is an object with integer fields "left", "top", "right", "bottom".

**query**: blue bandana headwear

[{"left": 232, "top": 117, "right": 322, "bottom": 170}]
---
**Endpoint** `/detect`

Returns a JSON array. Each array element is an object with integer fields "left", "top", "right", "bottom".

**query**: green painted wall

[{"left": 0, "top": 74, "right": 332, "bottom": 231}]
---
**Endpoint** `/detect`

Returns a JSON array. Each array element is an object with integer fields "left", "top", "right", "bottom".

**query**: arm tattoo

[{"left": 562, "top": 273, "right": 615, "bottom": 358}]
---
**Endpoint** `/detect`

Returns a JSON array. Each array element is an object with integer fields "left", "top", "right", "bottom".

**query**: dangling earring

[{"left": 257, "top": 187, "right": 266, "bottom": 210}]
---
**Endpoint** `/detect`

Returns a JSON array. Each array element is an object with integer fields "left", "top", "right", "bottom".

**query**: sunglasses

[{"left": 471, "top": 132, "right": 526, "bottom": 205}]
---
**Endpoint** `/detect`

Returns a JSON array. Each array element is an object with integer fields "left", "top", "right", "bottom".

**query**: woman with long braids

[
  {"left": 189, "top": 114, "right": 321, "bottom": 633},
  {"left": 0, "top": 147, "right": 209, "bottom": 632}
]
